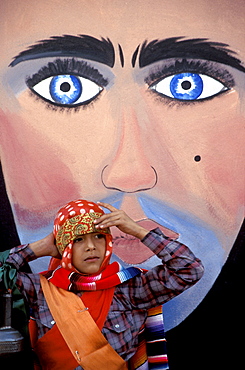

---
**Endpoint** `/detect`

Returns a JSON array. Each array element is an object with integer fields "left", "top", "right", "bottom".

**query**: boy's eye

[
  {"left": 95, "top": 234, "right": 106, "bottom": 239},
  {"left": 150, "top": 72, "right": 227, "bottom": 101},
  {"left": 31, "top": 74, "right": 103, "bottom": 106},
  {"left": 74, "top": 237, "right": 84, "bottom": 243}
]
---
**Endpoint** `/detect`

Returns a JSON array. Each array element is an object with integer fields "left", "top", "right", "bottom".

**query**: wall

[{"left": 0, "top": 0, "right": 244, "bottom": 368}]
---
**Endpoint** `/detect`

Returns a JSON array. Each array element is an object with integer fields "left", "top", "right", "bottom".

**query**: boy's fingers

[
  {"left": 95, "top": 213, "right": 119, "bottom": 226},
  {"left": 94, "top": 212, "right": 124, "bottom": 229},
  {"left": 94, "top": 215, "right": 108, "bottom": 225},
  {"left": 97, "top": 201, "right": 118, "bottom": 213}
]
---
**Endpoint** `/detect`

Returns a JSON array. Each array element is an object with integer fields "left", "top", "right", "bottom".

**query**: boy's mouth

[
  {"left": 84, "top": 256, "right": 100, "bottom": 262},
  {"left": 112, "top": 219, "right": 178, "bottom": 264}
]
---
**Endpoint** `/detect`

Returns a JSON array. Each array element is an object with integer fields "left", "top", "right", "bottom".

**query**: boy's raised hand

[
  {"left": 29, "top": 232, "right": 61, "bottom": 258},
  {"left": 95, "top": 202, "right": 148, "bottom": 240}
]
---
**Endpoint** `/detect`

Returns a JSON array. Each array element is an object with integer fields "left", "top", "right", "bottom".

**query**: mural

[{"left": 0, "top": 0, "right": 244, "bottom": 368}]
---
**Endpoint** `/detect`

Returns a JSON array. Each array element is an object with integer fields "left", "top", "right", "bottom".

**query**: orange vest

[{"left": 32, "top": 322, "right": 78, "bottom": 370}]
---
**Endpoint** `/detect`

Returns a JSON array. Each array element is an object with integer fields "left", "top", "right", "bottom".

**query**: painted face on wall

[{"left": 0, "top": 0, "right": 244, "bottom": 330}]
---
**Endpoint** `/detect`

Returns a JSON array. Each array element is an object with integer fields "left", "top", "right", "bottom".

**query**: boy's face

[{"left": 72, "top": 233, "right": 106, "bottom": 274}]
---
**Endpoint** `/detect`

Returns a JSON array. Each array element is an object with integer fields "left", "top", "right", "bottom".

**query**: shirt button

[
  {"left": 51, "top": 320, "right": 55, "bottom": 325},
  {"left": 114, "top": 324, "right": 120, "bottom": 329}
]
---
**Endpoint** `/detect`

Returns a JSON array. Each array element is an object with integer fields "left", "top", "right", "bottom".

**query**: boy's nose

[
  {"left": 85, "top": 239, "right": 96, "bottom": 251},
  {"left": 101, "top": 109, "right": 157, "bottom": 193}
]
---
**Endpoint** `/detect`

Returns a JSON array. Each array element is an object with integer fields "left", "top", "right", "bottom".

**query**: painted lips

[{"left": 112, "top": 219, "right": 179, "bottom": 264}]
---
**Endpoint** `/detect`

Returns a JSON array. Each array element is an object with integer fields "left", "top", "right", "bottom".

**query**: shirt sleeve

[
  {"left": 4, "top": 245, "right": 41, "bottom": 306},
  {"left": 117, "top": 228, "right": 204, "bottom": 310}
]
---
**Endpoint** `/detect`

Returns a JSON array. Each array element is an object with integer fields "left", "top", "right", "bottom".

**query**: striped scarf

[
  {"left": 43, "top": 262, "right": 143, "bottom": 291},
  {"left": 129, "top": 306, "right": 169, "bottom": 370}
]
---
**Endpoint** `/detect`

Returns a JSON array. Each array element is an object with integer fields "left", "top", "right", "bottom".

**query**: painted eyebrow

[
  {"left": 9, "top": 34, "right": 115, "bottom": 68},
  {"left": 137, "top": 37, "right": 245, "bottom": 73}
]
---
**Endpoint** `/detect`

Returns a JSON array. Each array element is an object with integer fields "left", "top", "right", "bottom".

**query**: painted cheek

[
  {"left": 0, "top": 110, "right": 79, "bottom": 216},
  {"left": 204, "top": 116, "right": 245, "bottom": 214},
  {"left": 142, "top": 95, "right": 245, "bottom": 228}
]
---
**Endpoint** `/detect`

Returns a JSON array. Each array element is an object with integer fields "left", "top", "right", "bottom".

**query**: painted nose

[{"left": 101, "top": 110, "right": 157, "bottom": 193}]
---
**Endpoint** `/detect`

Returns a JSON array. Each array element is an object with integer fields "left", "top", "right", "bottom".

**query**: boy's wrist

[
  {"left": 29, "top": 239, "right": 50, "bottom": 257},
  {"left": 131, "top": 226, "right": 149, "bottom": 240},
  {"left": 29, "top": 233, "right": 59, "bottom": 258}
]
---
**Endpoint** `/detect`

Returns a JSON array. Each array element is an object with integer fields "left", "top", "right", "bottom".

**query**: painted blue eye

[
  {"left": 50, "top": 75, "right": 82, "bottom": 104},
  {"left": 32, "top": 74, "right": 102, "bottom": 106},
  {"left": 170, "top": 73, "right": 203, "bottom": 100},
  {"left": 150, "top": 72, "right": 227, "bottom": 101}
]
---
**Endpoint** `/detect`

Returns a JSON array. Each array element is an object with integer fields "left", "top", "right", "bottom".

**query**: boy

[{"left": 2, "top": 200, "right": 204, "bottom": 369}]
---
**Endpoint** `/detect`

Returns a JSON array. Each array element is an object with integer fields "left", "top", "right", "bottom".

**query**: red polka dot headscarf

[{"left": 53, "top": 200, "right": 112, "bottom": 271}]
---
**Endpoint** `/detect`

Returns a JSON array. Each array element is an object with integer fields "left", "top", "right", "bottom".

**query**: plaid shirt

[{"left": 6, "top": 228, "right": 204, "bottom": 364}]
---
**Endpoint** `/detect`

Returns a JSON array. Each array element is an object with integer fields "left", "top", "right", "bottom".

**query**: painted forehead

[{"left": 10, "top": 35, "right": 245, "bottom": 73}]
